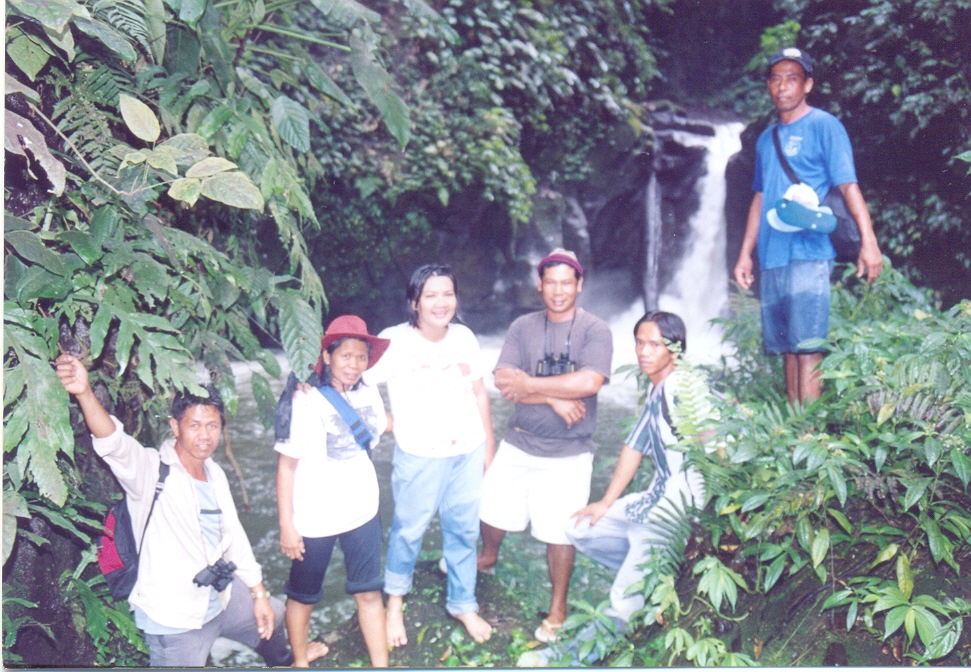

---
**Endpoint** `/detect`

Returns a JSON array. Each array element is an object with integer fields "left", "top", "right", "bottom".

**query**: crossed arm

[{"left": 494, "top": 367, "right": 606, "bottom": 428}]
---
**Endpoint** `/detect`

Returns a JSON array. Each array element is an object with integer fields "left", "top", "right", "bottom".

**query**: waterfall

[
  {"left": 596, "top": 121, "right": 742, "bottom": 404},
  {"left": 656, "top": 122, "right": 743, "bottom": 365}
]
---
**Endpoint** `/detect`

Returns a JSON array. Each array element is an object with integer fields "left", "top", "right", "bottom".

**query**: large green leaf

[
  {"left": 925, "top": 618, "right": 962, "bottom": 660},
  {"left": 303, "top": 63, "right": 355, "bottom": 107},
  {"left": 158, "top": 134, "right": 211, "bottom": 166},
  {"left": 144, "top": 0, "right": 167, "bottom": 64},
  {"left": 2, "top": 489, "right": 30, "bottom": 565},
  {"left": 4, "top": 327, "right": 72, "bottom": 505},
  {"left": 199, "top": 8, "right": 233, "bottom": 92},
  {"left": 58, "top": 231, "right": 103, "bottom": 265},
  {"left": 4, "top": 73, "right": 39, "bottom": 102},
  {"left": 902, "top": 476, "right": 932, "bottom": 511},
  {"left": 194, "top": 105, "right": 235, "bottom": 141},
  {"left": 810, "top": 527, "right": 830, "bottom": 568},
  {"left": 309, "top": 0, "right": 380, "bottom": 26},
  {"left": 186, "top": 157, "right": 236, "bottom": 178},
  {"left": 273, "top": 292, "right": 322, "bottom": 382},
  {"left": 94, "top": 301, "right": 208, "bottom": 396},
  {"left": 7, "top": 0, "right": 88, "bottom": 33},
  {"left": 349, "top": 33, "right": 411, "bottom": 149},
  {"left": 4, "top": 230, "right": 65, "bottom": 276},
  {"left": 250, "top": 372, "right": 277, "bottom": 430},
  {"left": 270, "top": 96, "right": 311, "bottom": 153},
  {"left": 163, "top": 25, "right": 201, "bottom": 77},
  {"left": 119, "top": 94, "right": 161, "bottom": 143},
  {"left": 4, "top": 110, "right": 67, "bottom": 195},
  {"left": 15, "top": 266, "right": 72, "bottom": 303},
  {"left": 72, "top": 16, "right": 137, "bottom": 62},
  {"left": 169, "top": 178, "right": 202, "bottom": 206},
  {"left": 178, "top": 0, "right": 206, "bottom": 26},
  {"left": 5, "top": 26, "right": 53, "bottom": 81},
  {"left": 200, "top": 172, "right": 264, "bottom": 210}
]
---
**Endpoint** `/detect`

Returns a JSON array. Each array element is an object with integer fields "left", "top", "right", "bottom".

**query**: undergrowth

[{"left": 557, "top": 263, "right": 971, "bottom": 666}]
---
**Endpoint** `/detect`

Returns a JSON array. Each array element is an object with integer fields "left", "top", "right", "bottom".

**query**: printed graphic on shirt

[
  {"left": 327, "top": 405, "right": 380, "bottom": 460},
  {"left": 784, "top": 135, "right": 803, "bottom": 157}
]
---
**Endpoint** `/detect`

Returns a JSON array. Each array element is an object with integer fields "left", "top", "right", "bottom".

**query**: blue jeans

[{"left": 384, "top": 444, "right": 484, "bottom": 615}]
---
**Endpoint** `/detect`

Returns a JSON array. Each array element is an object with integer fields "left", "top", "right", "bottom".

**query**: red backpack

[{"left": 98, "top": 462, "right": 170, "bottom": 599}]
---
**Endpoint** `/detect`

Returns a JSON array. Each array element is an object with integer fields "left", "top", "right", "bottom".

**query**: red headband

[{"left": 538, "top": 253, "right": 584, "bottom": 277}]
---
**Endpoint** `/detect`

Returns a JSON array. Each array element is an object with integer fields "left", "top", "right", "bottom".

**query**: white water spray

[
  {"left": 656, "top": 122, "right": 743, "bottom": 365},
  {"left": 597, "top": 122, "right": 743, "bottom": 406}
]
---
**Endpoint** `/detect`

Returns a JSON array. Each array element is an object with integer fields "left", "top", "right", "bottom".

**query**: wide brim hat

[
  {"left": 314, "top": 315, "right": 390, "bottom": 374},
  {"left": 768, "top": 198, "right": 837, "bottom": 234}
]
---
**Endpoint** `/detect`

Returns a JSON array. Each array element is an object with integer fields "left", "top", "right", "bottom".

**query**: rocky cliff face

[{"left": 443, "top": 113, "right": 743, "bottom": 334}]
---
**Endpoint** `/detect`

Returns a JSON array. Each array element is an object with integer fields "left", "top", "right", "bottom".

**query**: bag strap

[
  {"left": 136, "top": 461, "right": 169, "bottom": 554},
  {"left": 772, "top": 124, "right": 802, "bottom": 185},
  {"left": 317, "top": 385, "right": 373, "bottom": 457}
]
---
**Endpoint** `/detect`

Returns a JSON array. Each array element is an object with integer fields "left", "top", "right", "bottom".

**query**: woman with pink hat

[{"left": 274, "top": 315, "right": 391, "bottom": 667}]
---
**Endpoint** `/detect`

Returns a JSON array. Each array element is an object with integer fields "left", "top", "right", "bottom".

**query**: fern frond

[
  {"left": 93, "top": 0, "right": 154, "bottom": 62},
  {"left": 49, "top": 61, "right": 133, "bottom": 177}
]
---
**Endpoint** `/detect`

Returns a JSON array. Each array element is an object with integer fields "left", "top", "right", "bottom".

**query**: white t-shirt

[
  {"left": 363, "top": 322, "right": 486, "bottom": 458},
  {"left": 274, "top": 383, "right": 387, "bottom": 537}
]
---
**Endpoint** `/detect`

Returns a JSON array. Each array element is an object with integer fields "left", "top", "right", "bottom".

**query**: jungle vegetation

[
  {"left": 4, "top": 0, "right": 970, "bottom": 666},
  {"left": 556, "top": 267, "right": 971, "bottom": 666}
]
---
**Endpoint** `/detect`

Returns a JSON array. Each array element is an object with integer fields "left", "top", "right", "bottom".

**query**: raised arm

[{"left": 55, "top": 354, "right": 115, "bottom": 438}]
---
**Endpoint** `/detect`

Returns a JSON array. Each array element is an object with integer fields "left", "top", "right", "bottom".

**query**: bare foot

[
  {"left": 476, "top": 552, "right": 497, "bottom": 573},
  {"left": 306, "top": 640, "right": 329, "bottom": 663},
  {"left": 386, "top": 596, "right": 408, "bottom": 648},
  {"left": 452, "top": 611, "right": 492, "bottom": 643}
]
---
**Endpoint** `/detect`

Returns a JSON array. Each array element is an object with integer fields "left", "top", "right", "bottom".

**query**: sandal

[{"left": 534, "top": 618, "right": 563, "bottom": 643}]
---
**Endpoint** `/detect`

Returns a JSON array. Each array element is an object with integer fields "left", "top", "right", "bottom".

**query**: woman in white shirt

[
  {"left": 275, "top": 315, "right": 391, "bottom": 667},
  {"left": 364, "top": 264, "right": 495, "bottom": 647}
]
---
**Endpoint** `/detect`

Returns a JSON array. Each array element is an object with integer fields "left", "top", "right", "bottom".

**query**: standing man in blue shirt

[{"left": 733, "top": 47, "right": 883, "bottom": 404}]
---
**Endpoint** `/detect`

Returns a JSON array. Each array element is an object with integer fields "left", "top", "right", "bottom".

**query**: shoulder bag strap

[
  {"left": 137, "top": 461, "right": 169, "bottom": 554},
  {"left": 317, "top": 385, "right": 373, "bottom": 457},
  {"left": 772, "top": 124, "right": 802, "bottom": 185}
]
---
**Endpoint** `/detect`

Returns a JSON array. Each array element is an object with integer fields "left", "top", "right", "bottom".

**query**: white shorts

[{"left": 479, "top": 440, "right": 593, "bottom": 545}]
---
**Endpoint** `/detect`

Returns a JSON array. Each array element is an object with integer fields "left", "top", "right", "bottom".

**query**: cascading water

[
  {"left": 656, "top": 122, "right": 744, "bottom": 364},
  {"left": 599, "top": 121, "right": 744, "bottom": 406}
]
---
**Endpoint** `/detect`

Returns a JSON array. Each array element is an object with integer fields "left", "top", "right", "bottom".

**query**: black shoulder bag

[{"left": 771, "top": 125, "right": 862, "bottom": 263}]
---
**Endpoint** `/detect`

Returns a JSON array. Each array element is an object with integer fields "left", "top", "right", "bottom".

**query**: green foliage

[
  {"left": 4, "top": 0, "right": 416, "bottom": 664},
  {"left": 681, "top": 268, "right": 968, "bottom": 664},
  {"left": 804, "top": 0, "right": 971, "bottom": 269},
  {"left": 574, "top": 268, "right": 971, "bottom": 667},
  {"left": 2, "top": 594, "right": 52, "bottom": 664}
]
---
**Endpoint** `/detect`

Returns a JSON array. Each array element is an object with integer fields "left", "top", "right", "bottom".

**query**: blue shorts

[
  {"left": 284, "top": 514, "right": 383, "bottom": 604},
  {"left": 760, "top": 259, "right": 833, "bottom": 354}
]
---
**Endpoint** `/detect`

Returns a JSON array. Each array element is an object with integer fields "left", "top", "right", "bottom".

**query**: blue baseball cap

[{"left": 768, "top": 47, "right": 813, "bottom": 77}]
